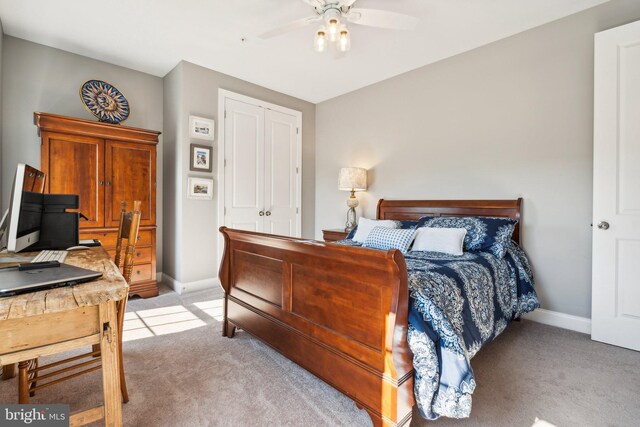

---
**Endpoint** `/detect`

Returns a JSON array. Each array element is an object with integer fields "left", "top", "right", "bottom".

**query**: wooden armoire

[{"left": 35, "top": 112, "right": 160, "bottom": 298}]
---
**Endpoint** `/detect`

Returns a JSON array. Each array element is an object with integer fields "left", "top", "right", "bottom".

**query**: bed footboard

[{"left": 218, "top": 227, "right": 414, "bottom": 427}]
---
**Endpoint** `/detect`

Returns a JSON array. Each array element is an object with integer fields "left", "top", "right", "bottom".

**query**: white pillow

[
  {"left": 352, "top": 218, "right": 398, "bottom": 243},
  {"left": 411, "top": 227, "right": 467, "bottom": 255}
]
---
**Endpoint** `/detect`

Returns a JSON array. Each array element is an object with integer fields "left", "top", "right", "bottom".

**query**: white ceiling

[{"left": 0, "top": 0, "right": 608, "bottom": 103}]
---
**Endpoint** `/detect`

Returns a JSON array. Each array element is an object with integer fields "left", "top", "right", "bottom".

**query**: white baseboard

[
  {"left": 161, "top": 273, "right": 219, "bottom": 294},
  {"left": 156, "top": 272, "right": 163, "bottom": 283},
  {"left": 523, "top": 308, "right": 591, "bottom": 335},
  {"left": 161, "top": 273, "right": 179, "bottom": 292}
]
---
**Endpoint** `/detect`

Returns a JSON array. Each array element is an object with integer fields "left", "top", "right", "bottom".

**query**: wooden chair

[{"left": 18, "top": 200, "right": 142, "bottom": 404}]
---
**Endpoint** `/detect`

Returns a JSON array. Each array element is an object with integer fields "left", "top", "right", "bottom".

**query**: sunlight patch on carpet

[
  {"left": 193, "top": 299, "right": 224, "bottom": 321},
  {"left": 123, "top": 305, "right": 207, "bottom": 342}
]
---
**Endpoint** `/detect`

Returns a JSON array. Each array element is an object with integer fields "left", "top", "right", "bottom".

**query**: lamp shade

[{"left": 338, "top": 167, "right": 367, "bottom": 191}]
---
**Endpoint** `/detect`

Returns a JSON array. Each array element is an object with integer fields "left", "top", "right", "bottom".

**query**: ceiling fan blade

[
  {"left": 346, "top": 8, "right": 419, "bottom": 30},
  {"left": 258, "top": 15, "right": 322, "bottom": 39},
  {"left": 340, "top": 0, "right": 358, "bottom": 8},
  {"left": 301, "top": 0, "right": 325, "bottom": 9}
]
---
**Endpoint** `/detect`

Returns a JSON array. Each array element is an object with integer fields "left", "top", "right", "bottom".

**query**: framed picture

[
  {"left": 189, "top": 115, "right": 215, "bottom": 141},
  {"left": 190, "top": 144, "right": 213, "bottom": 172},
  {"left": 188, "top": 177, "right": 214, "bottom": 200}
]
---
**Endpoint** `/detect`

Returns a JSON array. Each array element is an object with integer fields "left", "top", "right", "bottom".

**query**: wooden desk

[{"left": 0, "top": 247, "right": 127, "bottom": 426}]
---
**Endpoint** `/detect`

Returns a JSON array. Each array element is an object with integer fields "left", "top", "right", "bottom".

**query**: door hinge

[
  {"left": 296, "top": 208, "right": 299, "bottom": 214},
  {"left": 224, "top": 159, "right": 227, "bottom": 167},
  {"left": 224, "top": 207, "right": 226, "bottom": 216},
  {"left": 224, "top": 110, "right": 227, "bottom": 119},
  {"left": 296, "top": 167, "right": 299, "bottom": 174},
  {"left": 296, "top": 127, "right": 299, "bottom": 134}
]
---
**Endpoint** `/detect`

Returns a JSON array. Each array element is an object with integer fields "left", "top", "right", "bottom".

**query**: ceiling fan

[{"left": 259, "top": 0, "right": 419, "bottom": 53}]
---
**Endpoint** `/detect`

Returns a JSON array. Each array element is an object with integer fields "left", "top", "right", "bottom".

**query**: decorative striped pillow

[{"left": 362, "top": 226, "right": 417, "bottom": 254}]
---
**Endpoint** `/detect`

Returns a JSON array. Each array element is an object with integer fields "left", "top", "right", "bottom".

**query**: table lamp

[{"left": 338, "top": 167, "right": 367, "bottom": 232}]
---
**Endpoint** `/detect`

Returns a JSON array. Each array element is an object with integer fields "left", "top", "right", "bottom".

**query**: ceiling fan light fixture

[
  {"left": 314, "top": 28, "right": 327, "bottom": 52},
  {"left": 338, "top": 29, "right": 351, "bottom": 52},
  {"left": 261, "top": 0, "right": 420, "bottom": 56},
  {"left": 327, "top": 18, "right": 340, "bottom": 41},
  {"left": 324, "top": 8, "right": 342, "bottom": 42}
]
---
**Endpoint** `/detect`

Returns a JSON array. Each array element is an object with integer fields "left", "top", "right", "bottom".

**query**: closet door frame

[{"left": 217, "top": 89, "right": 302, "bottom": 264}]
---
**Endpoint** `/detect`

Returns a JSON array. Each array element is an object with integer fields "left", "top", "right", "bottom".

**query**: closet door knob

[
  {"left": 265, "top": 211, "right": 271, "bottom": 216},
  {"left": 597, "top": 221, "right": 610, "bottom": 230},
  {"left": 259, "top": 211, "right": 265, "bottom": 216}
]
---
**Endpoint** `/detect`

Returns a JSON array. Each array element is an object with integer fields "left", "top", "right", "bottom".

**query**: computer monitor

[{"left": 1, "top": 163, "right": 46, "bottom": 252}]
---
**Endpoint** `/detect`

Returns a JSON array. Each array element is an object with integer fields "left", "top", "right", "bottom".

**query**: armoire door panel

[
  {"left": 43, "top": 132, "right": 104, "bottom": 228},
  {"left": 105, "top": 141, "right": 156, "bottom": 227}
]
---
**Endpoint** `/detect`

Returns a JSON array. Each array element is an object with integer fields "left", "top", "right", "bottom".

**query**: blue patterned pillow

[
  {"left": 418, "top": 216, "right": 517, "bottom": 258},
  {"left": 346, "top": 219, "right": 419, "bottom": 239},
  {"left": 397, "top": 220, "right": 419, "bottom": 229},
  {"left": 362, "top": 226, "right": 417, "bottom": 254}
]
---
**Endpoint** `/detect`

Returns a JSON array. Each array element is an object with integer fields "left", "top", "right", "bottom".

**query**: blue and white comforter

[{"left": 336, "top": 240, "right": 539, "bottom": 419}]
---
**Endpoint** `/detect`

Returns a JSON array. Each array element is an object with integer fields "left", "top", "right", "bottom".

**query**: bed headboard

[{"left": 376, "top": 198, "right": 523, "bottom": 245}]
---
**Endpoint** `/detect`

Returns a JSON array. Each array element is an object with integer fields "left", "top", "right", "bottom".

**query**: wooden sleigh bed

[{"left": 218, "top": 199, "right": 522, "bottom": 426}]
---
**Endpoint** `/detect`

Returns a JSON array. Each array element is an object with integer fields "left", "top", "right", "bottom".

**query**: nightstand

[{"left": 322, "top": 228, "right": 349, "bottom": 242}]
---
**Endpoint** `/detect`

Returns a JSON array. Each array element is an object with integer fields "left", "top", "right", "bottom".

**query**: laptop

[{"left": 0, "top": 263, "right": 102, "bottom": 297}]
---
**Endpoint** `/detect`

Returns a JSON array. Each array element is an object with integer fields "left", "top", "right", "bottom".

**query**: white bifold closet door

[
  {"left": 224, "top": 97, "right": 300, "bottom": 237},
  {"left": 592, "top": 19, "right": 640, "bottom": 351}
]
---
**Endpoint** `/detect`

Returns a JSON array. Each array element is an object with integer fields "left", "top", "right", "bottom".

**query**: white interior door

[
  {"left": 264, "top": 109, "right": 300, "bottom": 237},
  {"left": 592, "top": 19, "right": 640, "bottom": 351},
  {"left": 224, "top": 98, "right": 264, "bottom": 232},
  {"left": 221, "top": 91, "right": 302, "bottom": 239}
]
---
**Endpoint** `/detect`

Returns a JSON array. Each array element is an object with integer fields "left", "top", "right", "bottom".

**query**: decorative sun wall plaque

[{"left": 80, "top": 80, "right": 130, "bottom": 124}]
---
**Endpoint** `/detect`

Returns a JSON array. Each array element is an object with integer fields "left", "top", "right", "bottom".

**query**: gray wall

[
  {"left": 0, "top": 19, "right": 3, "bottom": 206},
  {"left": 162, "top": 63, "right": 183, "bottom": 282},
  {"left": 163, "top": 61, "right": 315, "bottom": 287},
  {"left": 315, "top": 0, "right": 640, "bottom": 319},
  {"left": 1, "top": 36, "right": 164, "bottom": 270}
]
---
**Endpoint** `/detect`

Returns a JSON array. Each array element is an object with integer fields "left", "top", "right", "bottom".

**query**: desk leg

[
  {"left": 2, "top": 363, "right": 16, "bottom": 380},
  {"left": 99, "top": 301, "right": 122, "bottom": 427}
]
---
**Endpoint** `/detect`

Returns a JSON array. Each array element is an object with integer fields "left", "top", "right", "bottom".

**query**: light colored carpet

[{"left": 1, "top": 285, "right": 639, "bottom": 427}]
